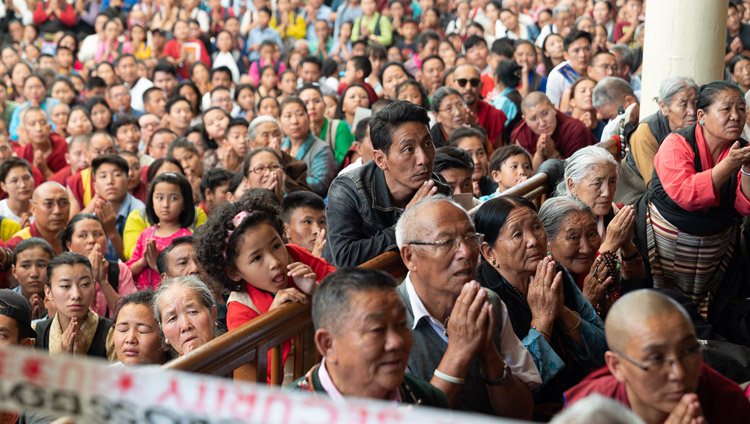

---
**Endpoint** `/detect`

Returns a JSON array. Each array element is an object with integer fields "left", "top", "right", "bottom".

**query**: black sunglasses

[{"left": 456, "top": 78, "right": 481, "bottom": 88}]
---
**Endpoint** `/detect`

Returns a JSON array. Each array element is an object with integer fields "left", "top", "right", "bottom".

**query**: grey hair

[
  {"left": 51, "top": 103, "right": 70, "bottom": 113},
  {"left": 247, "top": 115, "right": 280, "bottom": 141},
  {"left": 538, "top": 196, "right": 594, "bottom": 241},
  {"left": 552, "top": 3, "right": 570, "bottom": 18},
  {"left": 609, "top": 44, "right": 635, "bottom": 73},
  {"left": 153, "top": 276, "right": 217, "bottom": 326},
  {"left": 20, "top": 105, "right": 49, "bottom": 124},
  {"left": 574, "top": 16, "right": 594, "bottom": 28},
  {"left": 634, "top": 22, "right": 645, "bottom": 39},
  {"left": 550, "top": 394, "right": 645, "bottom": 424},
  {"left": 556, "top": 145, "right": 620, "bottom": 196},
  {"left": 395, "top": 195, "right": 470, "bottom": 249},
  {"left": 592, "top": 76, "right": 635, "bottom": 109},
  {"left": 658, "top": 76, "right": 698, "bottom": 107}
]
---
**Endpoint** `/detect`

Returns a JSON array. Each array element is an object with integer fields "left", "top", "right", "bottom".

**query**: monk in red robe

[{"left": 564, "top": 290, "right": 750, "bottom": 424}]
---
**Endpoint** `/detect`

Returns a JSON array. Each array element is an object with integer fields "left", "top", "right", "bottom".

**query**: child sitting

[
  {"left": 281, "top": 191, "right": 327, "bottom": 257},
  {"left": 479, "top": 145, "right": 533, "bottom": 201},
  {"left": 126, "top": 173, "right": 196, "bottom": 290}
]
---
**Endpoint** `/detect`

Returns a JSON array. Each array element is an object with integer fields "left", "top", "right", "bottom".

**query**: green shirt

[{"left": 319, "top": 117, "right": 355, "bottom": 165}]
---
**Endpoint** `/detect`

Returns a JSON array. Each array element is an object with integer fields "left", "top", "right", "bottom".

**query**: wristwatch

[{"left": 481, "top": 362, "right": 511, "bottom": 386}]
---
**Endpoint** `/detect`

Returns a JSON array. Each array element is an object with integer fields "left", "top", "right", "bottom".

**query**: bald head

[
  {"left": 521, "top": 92, "right": 553, "bottom": 114},
  {"left": 33, "top": 181, "right": 66, "bottom": 202},
  {"left": 605, "top": 290, "right": 693, "bottom": 353}
]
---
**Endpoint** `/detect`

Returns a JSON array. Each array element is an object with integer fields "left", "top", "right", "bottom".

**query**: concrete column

[{"left": 639, "top": 0, "right": 728, "bottom": 119}]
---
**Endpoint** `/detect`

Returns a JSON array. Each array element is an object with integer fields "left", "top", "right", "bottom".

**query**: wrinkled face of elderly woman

[
  {"left": 491, "top": 206, "right": 547, "bottom": 274},
  {"left": 697, "top": 89, "right": 746, "bottom": 143},
  {"left": 548, "top": 211, "right": 601, "bottom": 275},
  {"left": 660, "top": 87, "right": 697, "bottom": 132},
  {"left": 568, "top": 163, "right": 617, "bottom": 217},
  {"left": 158, "top": 284, "right": 217, "bottom": 356}
]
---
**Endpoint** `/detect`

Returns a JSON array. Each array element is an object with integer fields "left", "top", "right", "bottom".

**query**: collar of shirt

[
  {"left": 404, "top": 273, "right": 449, "bottom": 342},
  {"left": 318, "top": 357, "right": 402, "bottom": 404},
  {"left": 281, "top": 132, "right": 316, "bottom": 160},
  {"left": 116, "top": 194, "right": 141, "bottom": 231}
]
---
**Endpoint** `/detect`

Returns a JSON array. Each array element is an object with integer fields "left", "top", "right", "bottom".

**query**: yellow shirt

[
  {"left": 1, "top": 218, "right": 21, "bottom": 242},
  {"left": 269, "top": 11, "right": 306, "bottom": 40},
  {"left": 123, "top": 206, "right": 207, "bottom": 260}
]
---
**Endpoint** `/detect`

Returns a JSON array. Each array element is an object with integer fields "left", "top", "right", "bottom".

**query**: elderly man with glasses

[
  {"left": 564, "top": 290, "right": 750, "bottom": 423},
  {"left": 395, "top": 195, "right": 540, "bottom": 419}
]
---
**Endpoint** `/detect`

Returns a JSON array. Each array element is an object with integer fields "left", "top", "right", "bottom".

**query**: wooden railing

[
  {"left": 164, "top": 138, "right": 620, "bottom": 384},
  {"left": 163, "top": 253, "right": 396, "bottom": 384}
]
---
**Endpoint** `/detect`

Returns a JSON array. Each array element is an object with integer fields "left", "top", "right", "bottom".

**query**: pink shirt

[
  {"left": 94, "top": 40, "right": 133, "bottom": 62},
  {"left": 654, "top": 125, "right": 750, "bottom": 214},
  {"left": 92, "top": 261, "right": 137, "bottom": 318},
  {"left": 126, "top": 225, "right": 192, "bottom": 291}
]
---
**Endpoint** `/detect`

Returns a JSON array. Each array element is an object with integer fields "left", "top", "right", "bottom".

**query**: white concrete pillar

[{"left": 639, "top": 0, "right": 728, "bottom": 119}]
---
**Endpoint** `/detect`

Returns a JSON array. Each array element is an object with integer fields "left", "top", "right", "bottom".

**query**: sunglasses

[{"left": 456, "top": 78, "right": 481, "bottom": 88}]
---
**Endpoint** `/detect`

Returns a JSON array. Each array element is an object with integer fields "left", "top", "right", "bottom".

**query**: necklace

[{"left": 506, "top": 281, "right": 531, "bottom": 312}]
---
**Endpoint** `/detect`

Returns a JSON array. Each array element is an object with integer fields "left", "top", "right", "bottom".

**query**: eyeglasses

[
  {"left": 251, "top": 163, "right": 282, "bottom": 175},
  {"left": 439, "top": 102, "right": 466, "bottom": 114},
  {"left": 594, "top": 63, "right": 619, "bottom": 72},
  {"left": 613, "top": 343, "right": 704, "bottom": 373},
  {"left": 456, "top": 78, "right": 481, "bottom": 88},
  {"left": 408, "top": 233, "right": 484, "bottom": 255}
]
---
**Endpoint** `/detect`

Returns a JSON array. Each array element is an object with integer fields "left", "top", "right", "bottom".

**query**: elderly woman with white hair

[
  {"left": 558, "top": 146, "right": 647, "bottom": 290},
  {"left": 540, "top": 196, "right": 644, "bottom": 317},
  {"left": 617, "top": 76, "right": 699, "bottom": 203},
  {"left": 154, "top": 276, "right": 217, "bottom": 356}
]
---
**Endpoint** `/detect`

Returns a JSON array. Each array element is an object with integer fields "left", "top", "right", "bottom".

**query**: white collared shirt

[{"left": 403, "top": 273, "right": 542, "bottom": 389}]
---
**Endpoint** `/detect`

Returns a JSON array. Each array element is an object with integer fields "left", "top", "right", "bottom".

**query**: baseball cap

[{"left": 0, "top": 290, "right": 38, "bottom": 339}]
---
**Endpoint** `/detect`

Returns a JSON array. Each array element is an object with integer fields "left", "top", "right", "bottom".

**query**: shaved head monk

[
  {"left": 6, "top": 182, "right": 71, "bottom": 254},
  {"left": 564, "top": 290, "right": 750, "bottom": 424},
  {"left": 510, "top": 91, "right": 596, "bottom": 170}
]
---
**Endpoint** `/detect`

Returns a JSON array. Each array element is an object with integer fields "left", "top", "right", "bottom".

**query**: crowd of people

[{"left": 1, "top": 0, "right": 750, "bottom": 422}]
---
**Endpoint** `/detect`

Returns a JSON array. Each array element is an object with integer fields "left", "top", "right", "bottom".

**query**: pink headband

[{"left": 223, "top": 210, "right": 253, "bottom": 258}]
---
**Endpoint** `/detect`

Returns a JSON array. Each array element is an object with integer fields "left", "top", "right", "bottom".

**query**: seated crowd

[{"left": 2, "top": 0, "right": 750, "bottom": 423}]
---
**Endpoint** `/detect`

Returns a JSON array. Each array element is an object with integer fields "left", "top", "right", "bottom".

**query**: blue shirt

[
  {"left": 105, "top": 193, "right": 145, "bottom": 261},
  {"left": 281, "top": 132, "right": 337, "bottom": 196},
  {"left": 332, "top": 1, "right": 362, "bottom": 42},
  {"left": 9, "top": 98, "right": 60, "bottom": 141},
  {"left": 247, "top": 26, "right": 284, "bottom": 61},
  {"left": 304, "top": 5, "right": 332, "bottom": 42},
  {"left": 492, "top": 87, "right": 518, "bottom": 122}
]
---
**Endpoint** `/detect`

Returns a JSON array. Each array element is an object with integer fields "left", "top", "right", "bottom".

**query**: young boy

[
  {"left": 479, "top": 145, "right": 533, "bottom": 201},
  {"left": 220, "top": 118, "right": 250, "bottom": 172},
  {"left": 396, "top": 18, "right": 419, "bottom": 58},
  {"left": 90, "top": 155, "right": 145, "bottom": 261},
  {"left": 281, "top": 191, "right": 327, "bottom": 258},
  {"left": 339, "top": 55, "right": 378, "bottom": 104}
]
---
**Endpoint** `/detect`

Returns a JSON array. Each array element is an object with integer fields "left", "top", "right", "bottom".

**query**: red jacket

[{"left": 32, "top": 1, "right": 76, "bottom": 28}]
